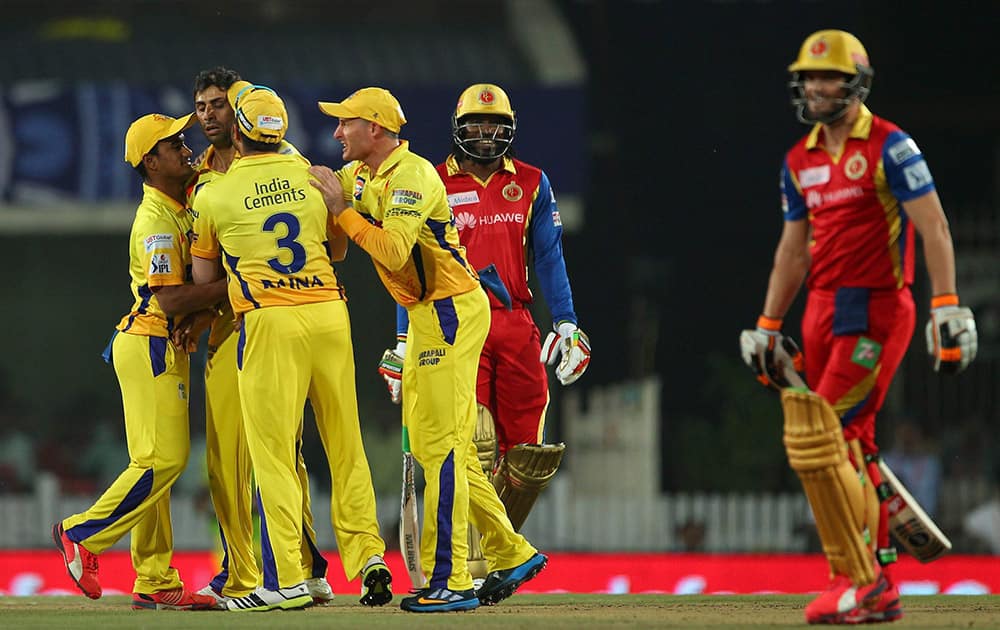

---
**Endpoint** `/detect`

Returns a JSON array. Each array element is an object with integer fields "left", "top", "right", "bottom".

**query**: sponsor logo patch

[
  {"left": 353, "top": 176, "right": 366, "bottom": 201},
  {"left": 851, "top": 336, "right": 882, "bottom": 370},
  {"left": 887, "top": 137, "right": 920, "bottom": 165},
  {"left": 903, "top": 161, "right": 933, "bottom": 191},
  {"left": 149, "top": 253, "right": 172, "bottom": 276},
  {"left": 447, "top": 191, "right": 479, "bottom": 207},
  {"left": 552, "top": 210, "right": 562, "bottom": 227},
  {"left": 144, "top": 233, "right": 174, "bottom": 252},
  {"left": 798, "top": 165, "right": 830, "bottom": 188},
  {"left": 256, "top": 115, "right": 284, "bottom": 131},
  {"left": 455, "top": 211, "right": 476, "bottom": 231},
  {"left": 390, "top": 188, "right": 423, "bottom": 206}
]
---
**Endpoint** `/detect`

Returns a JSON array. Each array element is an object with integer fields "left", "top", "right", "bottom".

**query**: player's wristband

[
  {"left": 757, "top": 315, "right": 783, "bottom": 332},
  {"left": 930, "top": 294, "right": 959, "bottom": 309}
]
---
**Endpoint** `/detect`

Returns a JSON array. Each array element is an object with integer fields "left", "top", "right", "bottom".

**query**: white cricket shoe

[
  {"left": 225, "top": 582, "right": 313, "bottom": 612},
  {"left": 195, "top": 585, "right": 228, "bottom": 609},
  {"left": 305, "top": 576, "right": 334, "bottom": 605}
]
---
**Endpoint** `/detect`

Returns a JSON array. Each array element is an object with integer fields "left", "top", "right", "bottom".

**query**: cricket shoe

[
  {"left": 400, "top": 586, "right": 479, "bottom": 612},
  {"left": 476, "top": 552, "right": 547, "bottom": 605},
  {"left": 132, "top": 587, "right": 219, "bottom": 611},
  {"left": 225, "top": 582, "right": 313, "bottom": 611},
  {"left": 805, "top": 568, "right": 902, "bottom": 624},
  {"left": 305, "top": 576, "right": 334, "bottom": 605},
  {"left": 195, "top": 585, "right": 229, "bottom": 609},
  {"left": 52, "top": 522, "right": 101, "bottom": 599},
  {"left": 359, "top": 555, "right": 393, "bottom": 606}
]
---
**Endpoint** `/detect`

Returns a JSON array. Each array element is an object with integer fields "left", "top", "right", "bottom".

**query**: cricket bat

[
  {"left": 774, "top": 358, "right": 952, "bottom": 562},
  {"left": 400, "top": 426, "right": 424, "bottom": 588},
  {"left": 877, "top": 458, "right": 952, "bottom": 562}
]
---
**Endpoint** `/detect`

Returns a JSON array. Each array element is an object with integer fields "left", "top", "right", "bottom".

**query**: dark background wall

[{"left": 0, "top": 0, "right": 996, "bottom": 497}]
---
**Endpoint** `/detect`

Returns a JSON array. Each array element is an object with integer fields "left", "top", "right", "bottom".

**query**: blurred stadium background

[{"left": 0, "top": 0, "right": 997, "bottom": 594}]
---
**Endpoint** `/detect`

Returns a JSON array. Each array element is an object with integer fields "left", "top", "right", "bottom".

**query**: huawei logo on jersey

[
  {"left": 455, "top": 211, "right": 477, "bottom": 231},
  {"left": 502, "top": 182, "right": 523, "bottom": 202}
]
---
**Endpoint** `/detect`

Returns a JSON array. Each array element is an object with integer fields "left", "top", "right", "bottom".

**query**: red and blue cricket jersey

[
  {"left": 780, "top": 106, "right": 937, "bottom": 451},
  {"left": 392, "top": 154, "right": 579, "bottom": 453},
  {"left": 781, "top": 105, "right": 936, "bottom": 292}
]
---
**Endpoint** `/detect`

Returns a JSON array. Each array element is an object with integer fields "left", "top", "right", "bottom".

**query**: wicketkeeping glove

[
  {"left": 739, "top": 316, "right": 805, "bottom": 391},
  {"left": 377, "top": 342, "right": 405, "bottom": 404},
  {"left": 925, "top": 294, "right": 977, "bottom": 374},
  {"left": 540, "top": 321, "right": 591, "bottom": 386}
]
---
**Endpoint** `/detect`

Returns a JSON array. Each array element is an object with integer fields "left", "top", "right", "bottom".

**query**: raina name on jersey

[{"left": 244, "top": 177, "right": 307, "bottom": 210}]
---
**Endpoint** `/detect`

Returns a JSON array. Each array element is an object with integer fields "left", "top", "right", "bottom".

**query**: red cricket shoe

[
  {"left": 52, "top": 522, "right": 101, "bottom": 599},
  {"left": 805, "top": 567, "right": 903, "bottom": 624},
  {"left": 132, "top": 587, "right": 220, "bottom": 611}
]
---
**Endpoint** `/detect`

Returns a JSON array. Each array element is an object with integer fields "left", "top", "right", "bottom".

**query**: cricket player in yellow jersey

[
  {"left": 53, "top": 113, "right": 226, "bottom": 611},
  {"left": 190, "top": 84, "right": 391, "bottom": 612},
  {"left": 179, "top": 67, "right": 335, "bottom": 607},
  {"left": 309, "top": 87, "right": 547, "bottom": 613}
]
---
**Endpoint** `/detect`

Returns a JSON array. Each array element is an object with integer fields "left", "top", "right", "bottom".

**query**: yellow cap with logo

[
  {"left": 318, "top": 87, "right": 407, "bottom": 133},
  {"left": 454, "top": 83, "right": 515, "bottom": 120},
  {"left": 124, "top": 113, "right": 195, "bottom": 167},
  {"left": 788, "top": 29, "right": 871, "bottom": 75},
  {"left": 227, "top": 81, "right": 288, "bottom": 144}
]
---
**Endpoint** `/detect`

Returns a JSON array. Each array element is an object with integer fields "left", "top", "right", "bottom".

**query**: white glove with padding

[
  {"left": 925, "top": 302, "right": 977, "bottom": 373},
  {"left": 540, "top": 322, "right": 591, "bottom": 386}
]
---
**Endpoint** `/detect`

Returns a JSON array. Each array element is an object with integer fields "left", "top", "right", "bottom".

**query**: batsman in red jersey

[
  {"left": 378, "top": 84, "right": 589, "bottom": 579},
  {"left": 740, "top": 31, "right": 977, "bottom": 625}
]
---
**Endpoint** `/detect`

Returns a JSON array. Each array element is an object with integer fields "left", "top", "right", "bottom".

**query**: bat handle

[{"left": 402, "top": 425, "right": 411, "bottom": 454}]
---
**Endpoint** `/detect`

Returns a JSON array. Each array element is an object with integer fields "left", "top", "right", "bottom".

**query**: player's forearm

[
  {"left": 326, "top": 216, "right": 349, "bottom": 262},
  {"left": 154, "top": 279, "right": 227, "bottom": 317},
  {"left": 338, "top": 208, "right": 414, "bottom": 271},
  {"left": 920, "top": 226, "right": 957, "bottom": 297},
  {"left": 762, "top": 251, "right": 808, "bottom": 319}
]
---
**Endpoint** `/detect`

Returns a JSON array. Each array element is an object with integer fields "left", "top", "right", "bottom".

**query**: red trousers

[
  {"left": 802, "top": 286, "right": 915, "bottom": 453},
  {"left": 477, "top": 307, "right": 550, "bottom": 456}
]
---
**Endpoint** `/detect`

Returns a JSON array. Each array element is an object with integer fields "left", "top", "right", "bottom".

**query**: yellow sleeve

[
  {"left": 137, "top": 216, "right": 187, "bottom": 288},
  {"left": 190, "top": 196, "right": 220, "bottom": 260},
  {"left": 338, "top": 167, "right": 431, "bottom": 271}
]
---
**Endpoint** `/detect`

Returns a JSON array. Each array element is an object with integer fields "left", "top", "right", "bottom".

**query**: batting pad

[
  {"left": 782, "top": 389, "right": 876, "bottom": 586},
  {"left": 493, "top": 443, "right": 565, "bottom": 531}
]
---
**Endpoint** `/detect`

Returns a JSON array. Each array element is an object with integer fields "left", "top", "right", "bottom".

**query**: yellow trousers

[
  {"left": 403, "top": 288, "right": 535, "bottom": 591},
  {"left": 204, "top": 326, "right": 330, "bottom": 596},
  {"left": 62, "top": 331, "right": 190, "bottom": 595},
  {"left": 238, "top": 300, "right": 384, "bottom": 590}
]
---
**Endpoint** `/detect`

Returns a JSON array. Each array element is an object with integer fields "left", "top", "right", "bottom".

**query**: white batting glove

[
  {"left": 739, "top": 316, "right": 805, "bottom": 390},
  {"left": 377, "top": 342, "right": 405, "bottom": 404},
  {"left": 540, "top": 322, "right": 591, "bottom": 386},
  {"left": 925, "top": 295, "right": 977, "bottom": 374}
]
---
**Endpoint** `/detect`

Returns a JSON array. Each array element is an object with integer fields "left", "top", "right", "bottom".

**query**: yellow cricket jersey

[
  {"left": 186, "top": 141, "right": 305, "bottom": 343},
  {"left": 115, "top": 184, "right": 194, "bottom": 337},
  {"left": 190, "top": 152, "right": 344, "bottom": 314},
  {"left": 334, "top": 141, "right": 479, "bottom": 306}
]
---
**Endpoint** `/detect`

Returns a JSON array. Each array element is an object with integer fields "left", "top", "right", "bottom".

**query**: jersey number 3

[{"left": 263, "top": 212, "right": 306, "bottom": 274}]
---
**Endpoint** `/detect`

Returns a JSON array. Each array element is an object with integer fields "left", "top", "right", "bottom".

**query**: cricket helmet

[
  {"left": 452, "top": 83, "right": 516, "bottom": 161},
  {"left": 788, "top": 30, "right": 874, "bottom": 125}
]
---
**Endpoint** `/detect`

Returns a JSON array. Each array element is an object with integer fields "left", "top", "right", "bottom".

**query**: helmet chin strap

[
  {"left": 796, "top": 97, "right": 853, "bottom": 125},
  {"left": 456, "top": 142, "right": 508, "bottom": 163}
]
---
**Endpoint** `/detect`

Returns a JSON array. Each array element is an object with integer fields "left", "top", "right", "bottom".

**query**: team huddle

[
  {"left": 51, "top": 67, "right": 589, "bottom": 614},
  {"left": 50, "top": 28, "right": 979, "bottom": 625}
]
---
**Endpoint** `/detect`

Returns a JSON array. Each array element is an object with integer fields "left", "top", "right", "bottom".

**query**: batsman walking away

[{"left": 740, "top": 29, "right": 978, "bottom": 625}]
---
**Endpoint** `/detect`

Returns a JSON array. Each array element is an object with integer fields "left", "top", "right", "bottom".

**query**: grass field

[{"left": 3, "top": 594, "right": 1000, "bottom": 628}]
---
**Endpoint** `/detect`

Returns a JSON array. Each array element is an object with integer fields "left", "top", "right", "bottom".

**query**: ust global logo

[{"left": 455, "top": 211, "right": 477, "bottom": 231}]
